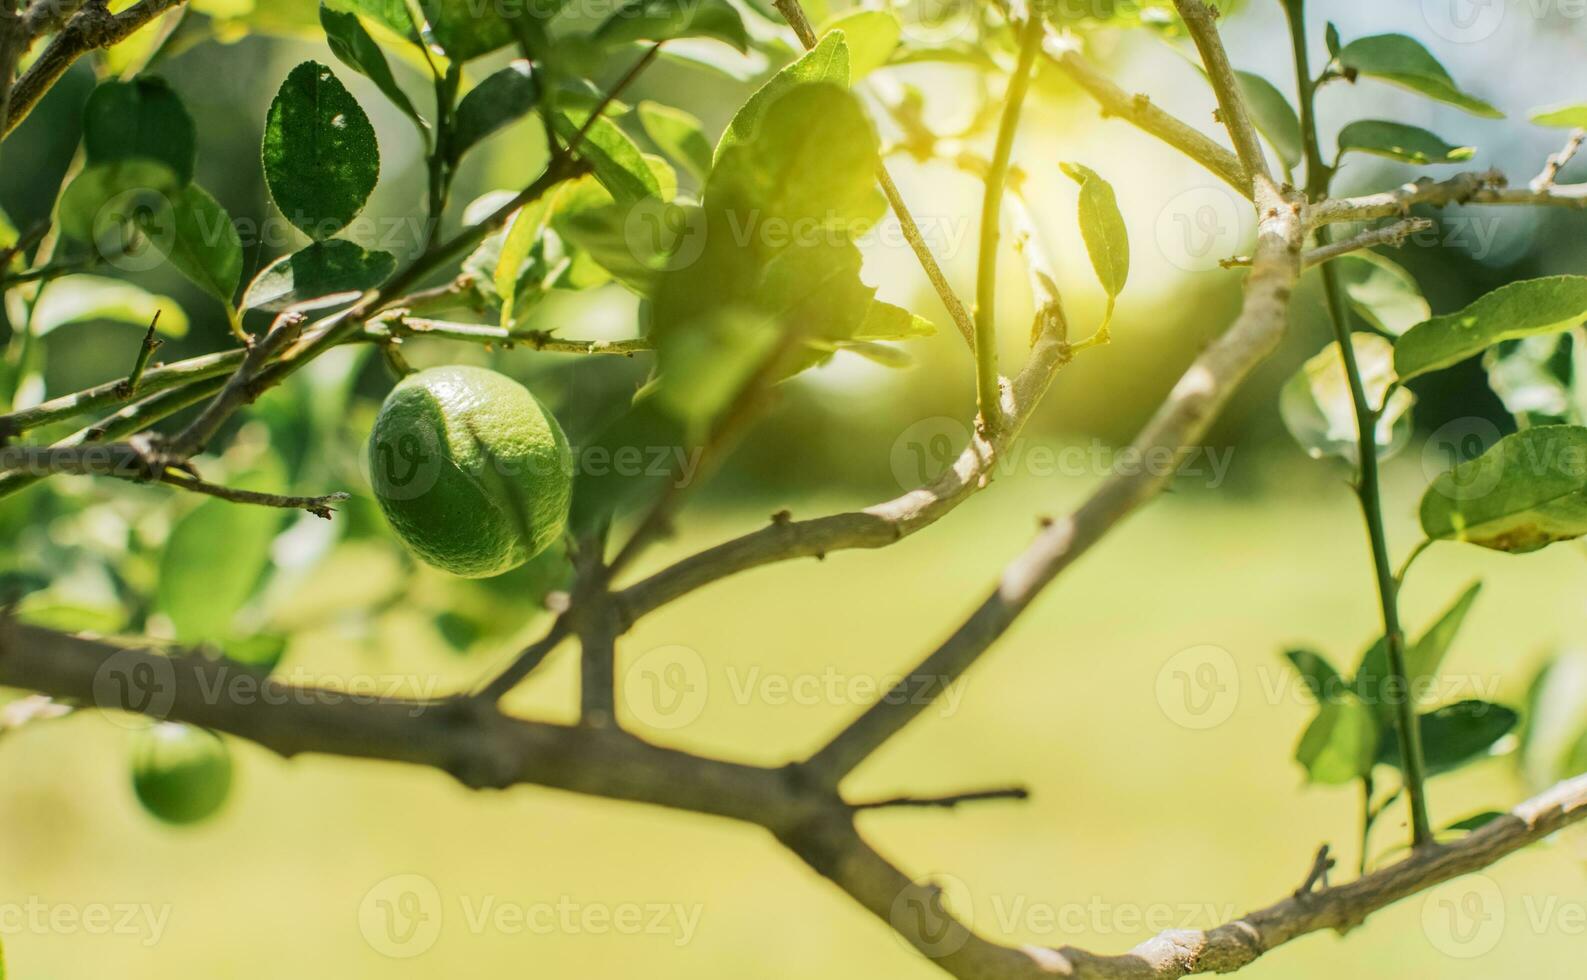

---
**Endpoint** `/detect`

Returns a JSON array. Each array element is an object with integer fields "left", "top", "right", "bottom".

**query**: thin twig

[
  {"left": 377, "top": 316, "right": 651, "bottom": 354},
  {"left": 1221, "top": 217, "right": 1433, "bottom": 270},
  {"left": 115, "top": 312, "right": 164, "bottom": 399},
  {"left": 1533, "top": 128, "right": 1586, "bottom": 190},
  {"left": 850, "top": 786, "right": 1030, "bottom": 810},
  {"left": 158, "top": 472, "right": 349, "bottom": 518},
  {"left": 166, "top": 310, "right": 306, "bottom": 460}
]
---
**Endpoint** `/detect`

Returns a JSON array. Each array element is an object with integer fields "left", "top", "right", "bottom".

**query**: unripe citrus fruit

[
  {"left": 131, "top": 723, "right": 232, "bottom": 825},
  {"left": 368, "top": 365, "right": 572, "bottom": 578}
]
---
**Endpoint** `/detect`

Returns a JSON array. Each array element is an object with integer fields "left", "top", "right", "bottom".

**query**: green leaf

[
  {"left": 30, "top": 275, "right": 188, "bottom": 337},
  {"left": 1279, "top": 334, "right": 1414, "bottom": 465},
  {"left": 82, "top": 77, "right": 197, "bottom": 186},
  {"left": 320, "top": 3, "right": 423, "bottom": 126},
  {"left": 1334, "top": 251, "right": 1429, "bottom": 337},
  {"left": 553, "top": 112, "right": 662, "bottom": 207},
  {"left": 1395, "top": 276, "right": 1587, "bottom": 381},
  {"left": 262, "top": 61, "right": 381, "bottom": 240},
  {"left": 56, "top": 159, "right": 181, "bottom": 242},
  {"left": 1325, "top": 22, "right": 1341, "bottom": 57},
  {"left": 638, "top": 101, "right": 712, "bottom": 184},
  {"left": 1380, "top": 700, "right": 1517, "bottom": 776},
  {"left": 1530, "top": 103, "right": 1587, "bottom": 129},
  {"left": 1235, "top": 70, "right": 1302, "bottom": 170},
  {"left": 142, "top": 184, "right": 244, "bottom": 310},
  {"left": 833, "top": 338, "right": 913, "bottom": 368},
  {"left": 241, "top": 239, "right": 396, "bottom": 312},
  {"left": 1337, "top": 119, "right": 1475, "bottom": 165},
  {"left": 1445, "top": 811, "right": 1504, "bottom": 833},
  {"left": 593, "top": 0, "right": 749, "bottom": 53},
  {"left": 1420, "top": 424, "right": 1587, "bottom": 552},
  {"left": 1522, "top": 651, "right": 1587, "bottom": 788},
  {"left": 716, "top": 30, "right": 849, "bottom": 163},
  {"left": 156, "top": 464, "right": 285, "bottom": 643},
  {"left": 1296, "top": 696, "right": 1379, "bottom": 784},
  {"left": 1060, "top": 162, "right": 1128, "bottom": 333},
  {"left": 1284, "top": 648, "right": 1345, "bottom": 702},
  {"left": 416, "top": 0, "right": 519, "bottom": 61},
  {"left": 325, "top": 0, "right": 416, "bottom": 36},
  {"left": 854, "top": 300, "right": 935, "bottom": 341},
  {"left": 1337, "top": 34, "right": 1502, "bottom": 119},
  {"left": 449, "top": 61, "right": 538, "bottom": 163},
  {"left": 1354, "top": 582, "right": 1482, "bottom": 720},
  {"left": 817, "top": 9, "right": 900, "bottom": 79}
]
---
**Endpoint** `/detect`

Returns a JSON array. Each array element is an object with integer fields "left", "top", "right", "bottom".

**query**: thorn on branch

[
  {"left": 851, "top": 786, "right": 1030, "bottom": 811},
  {"left": 1293, "top": 843, "right": 1335, "bottom": 898}
]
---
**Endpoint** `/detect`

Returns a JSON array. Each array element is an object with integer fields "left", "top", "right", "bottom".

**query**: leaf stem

[
  {"left": 974, "top": 12, "right": 1043, "bottom": 436},
  {"left": 1283, "top": 0, "right": 1433, "bottom": 850}
]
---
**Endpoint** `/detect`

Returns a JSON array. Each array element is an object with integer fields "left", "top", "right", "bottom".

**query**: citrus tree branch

[
  {"left": 1171, "top": 0, "right": 1269, "bottom": 183},
  {"left": 1312, "top": 170, "right": 1587, "bottom": 224},
  {"left": 4, "top": 619, "right": 1586, "bottom": 980}
]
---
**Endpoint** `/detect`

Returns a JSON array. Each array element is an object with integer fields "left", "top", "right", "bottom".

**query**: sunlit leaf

[
  {"left": 1421, "top": 425, "right": 1587, "bottom": 552},
  {"left": 638, "top": 101, "right": 712, "bottom": 184},
  {"left": 1284, "top": 648, "right": 1345, "bottom": 703},
  {"left": 1334, "top": 251, "right": 1429, "bottom": 337},
  {"left": 593, "top": 0, "right": 749, "bottom": 52},
  {"left": 818, "top": 9, "right": 900, "bottom": 79},
  {"left": 1279, "top": 334, "right": 1413, "bottom": 464},
  {"left": 553, "top": 111, "right": 662, "bottom": 207},
  {"left": 1236, "top": 70, "right": 1301, "bottom": 170},
  {"left": 716, "top": 30, "right": 849, "bottom": 162},
  {"left": 31, "top": 275, "right": 188, "bottom": 337},
  {"left": 1337, "top": 119, "right": 1474, "bottom": 165},
  {"left": 1337, "top": 33, "right": 1502, "bottom": 119},
  {"left": 1530, "top": 103, "right": 1587, "bottom": 129},
  {"left": 1354, "top": 582, "right": 1481, "bottom": 722},
  {"left": 1296, "top": 696, "right": 1379, "bottom": 784},
  {"left": 1395, "top": 276, "right": 1587, "bottom": 380}
]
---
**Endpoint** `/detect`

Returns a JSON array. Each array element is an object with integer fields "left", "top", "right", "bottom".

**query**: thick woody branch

[
  {"left": 1313, "top": 170, "right": 1587, "bottom": 225},
  {"left": 4, "top": 620, "right": 1585, "bottom": 980},
  {"left": 4, "top": 0, "right": 188, "bottom": 136}
]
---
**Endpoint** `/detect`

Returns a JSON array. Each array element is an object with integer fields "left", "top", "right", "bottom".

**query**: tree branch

[
  {"left": 1313, "top": 170, "right": 1587, "bottom": 225},
  {"left": 1171, "top": 0, "right": 1269, "bottom": 184},
  {"left": 4, "top": 619, "right": 1585, "bottom": 980}
]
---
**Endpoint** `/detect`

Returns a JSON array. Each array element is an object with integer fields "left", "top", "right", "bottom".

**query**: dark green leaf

[
  {"left": 1236, "top": 71, "right": 1302, "bottom": 170},
  {"left": 1337, "top": 34, "right": 1502, "bottom": 118},
  {"left": 449, "top": 61, "right": 538, "bottom": 163},
  {"left": 1337, "top": 119, "right": 1474, "bottom": 165},
  {"left": 1380, "top": 700, "right": 1517, "bottom": 776},
  {"left": 1325, "top": 22, "right": 1341, "bottom": 57},
  {"left": 241, "top": 239, "right": 397, "bottom": 312},
  {"left": 142, "top": 183, "right": 244, "bottom": 310},
  {"left": 1296, "top": 697, "right": 1379, "bottom": 784},
  {"left": 593, "top": 0, "right": 749, "bottom": 53},
  {"left": 1420, "top": 425, "right": 1587, "bottom": 552},
  {"left": 82, "top": 76, "right": 196, "bottom": 186},
  {"left": 417, "top": 0, "right": 520, "bottom": 61},
  {"left": 1394, "top": 275, "right": 1587, "bottom": 380},
  {"left": 320, "top": 3, "right": 423, "bottom": 126},
  {"left": 325, "top": 0, "right": 416, "bottom": 36},
  {"left": 1355, "top": 582, "right": 1482, "bottom": 720},
  {"left": 262, "top": 61, "right": 381, "bottom": 240},
  {"left": 1284, "top": 648, "right": 1345, "bottom": 702},
  {"left": 638, "top": 101, "right": 712, "bottom": 184},
  {"left": 1445, "top": 811, "right": 1504, "bottom": 833},
  {"left": 715, "top": 31, "right": 849, "bottom": 162}
]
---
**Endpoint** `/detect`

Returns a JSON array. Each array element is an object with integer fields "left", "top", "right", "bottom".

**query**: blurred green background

[{"left": 3, "top": 0, "right": 1587, "bottom": 976}]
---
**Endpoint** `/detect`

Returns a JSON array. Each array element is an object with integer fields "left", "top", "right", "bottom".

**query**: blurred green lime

[
  {"left": 131, "top": 723, "right": 233, "bottom": 826},
  {"left": 367, "top": 365, "right": 573, "bottom": 578}
]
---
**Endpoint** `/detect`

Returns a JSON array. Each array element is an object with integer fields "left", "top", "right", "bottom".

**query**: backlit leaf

[
  {"left": 1337, "top": 34, "right": 1502, "bottom": 119},
  {"left": 1395, "top": 276, "right": 1587, "bottom": 380}
]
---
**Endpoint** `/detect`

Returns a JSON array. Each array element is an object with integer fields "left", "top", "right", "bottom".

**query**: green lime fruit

[
  {"left": 368, "top": 365, "right": 573, "bottom": 578},
  {"left": 131, "top": 723, "right": 233, "bottom": 826}
]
